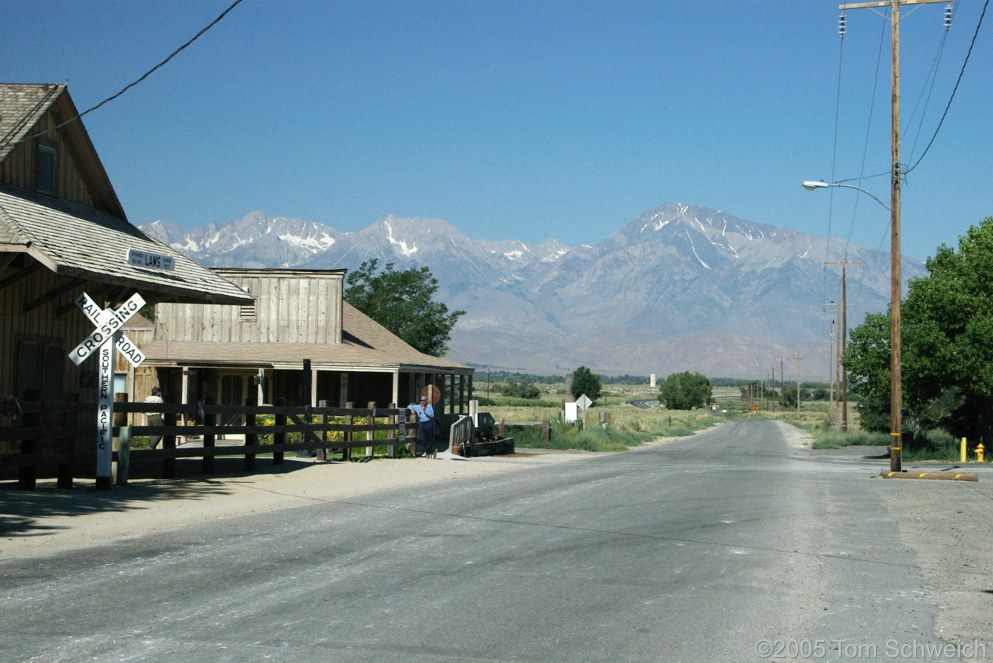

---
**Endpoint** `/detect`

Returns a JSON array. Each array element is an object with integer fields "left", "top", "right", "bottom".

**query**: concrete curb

[{"left": 879, "top": 470, "right": 978, "bottom": 482}]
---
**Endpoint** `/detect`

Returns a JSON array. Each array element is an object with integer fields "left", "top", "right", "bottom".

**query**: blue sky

[{"left": 4, "top": 0, "right": 990, "bottom": 261}]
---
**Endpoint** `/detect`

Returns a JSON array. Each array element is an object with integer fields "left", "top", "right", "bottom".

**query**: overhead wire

[
  {"left": 834, "top": 8, "right": 889, "bottom": 320},
  {"left": 904, "top": 6, "right": 951, "bottom": 170},
  {"left": 2, "top": 0, "right": 245, "bottom": 151},
  {"left": 827, "top": 1, "right": 981, "bottom": 313},
  {"left": 837, "top": 0, "right": 987, "bottom": 182},
  {"left": 821, "top": 11, "right": 847, "bottom": 295},
  {"left": 905, "top": 0, "right": 989, "bottom": 176},
  {"left": 821, "top": 0, "right": 987, "bottom": 379}
]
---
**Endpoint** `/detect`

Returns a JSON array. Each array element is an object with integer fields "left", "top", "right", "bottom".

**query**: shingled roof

[
  {"left": 0, "top": 83, "right": 252, "bottom": 305},
  {"left": 0, "top": 185, "right": 253, "bottom": 304},
  {"left": 0, "top": 84, "right": 63, "bottom": 163}
]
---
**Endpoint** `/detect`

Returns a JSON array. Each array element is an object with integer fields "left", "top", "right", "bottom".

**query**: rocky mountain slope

[{"left": 141, "top": 203, "right": 923, "bottom": 379}]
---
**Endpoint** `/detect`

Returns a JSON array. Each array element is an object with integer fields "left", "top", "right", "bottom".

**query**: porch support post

[
  {"left": 391, "top": 370, "right": 400, "bottom": 409},
  {"left": 310, "top": 368, "right": 319, "bottom": 407},
  {"left": 181, "top": 367, "right": 190, "bottom": 425}
]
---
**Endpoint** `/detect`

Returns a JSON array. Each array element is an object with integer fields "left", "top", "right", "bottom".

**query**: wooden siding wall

[
  {"left": 154, "top": 273, "right": 343, "bottom": 345},
  {"left": 0, "top": 113, "right": 97, "bottom": 210},
  {"left": 0, "top": 266, "right": 95, "bottom": 402}
]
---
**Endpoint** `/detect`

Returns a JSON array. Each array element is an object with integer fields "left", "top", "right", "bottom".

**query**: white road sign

[
  {"left": 70, "top": 292, "right": 146, "bottom": 367},
  {"left": 576, "top": 394, "right": 593, "bottom": 410},
  {"left": 70, "top": 291, "right": 148, "bottom": 489}
]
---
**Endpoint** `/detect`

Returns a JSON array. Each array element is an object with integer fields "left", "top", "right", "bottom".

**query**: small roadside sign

[
  {"left": 127, "top": 248, "right": 175, "bottom": 271},
  {"left": 576, "top": 394, "right": 593, "bottom": 410}
]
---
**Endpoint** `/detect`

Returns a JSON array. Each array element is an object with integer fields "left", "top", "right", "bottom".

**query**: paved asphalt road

[{"left": 0, "top": 420, "right": 979, "bottom": 661}]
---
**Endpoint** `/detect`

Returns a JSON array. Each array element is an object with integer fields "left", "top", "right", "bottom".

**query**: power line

[
  {"left": 905, "top": 0, "right": 989, "bottom": 175},
  {"left": 5, "top": 0, "right": 245, "bottom": 149},
  {"left": 832, "top": 0, "right": 987, "bottom": 182},
  {"left": 904, "top": 7, "right": 951, "bottom": 167}
]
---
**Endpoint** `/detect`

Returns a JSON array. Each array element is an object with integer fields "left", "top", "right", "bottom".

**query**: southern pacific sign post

[{"left": 70, "top": 292, "right": 146, "bottom": 489}]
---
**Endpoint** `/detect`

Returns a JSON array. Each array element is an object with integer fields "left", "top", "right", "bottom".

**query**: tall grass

[
  {"left": 810, "top": 427, "right": 961, "bottom": 461},
  {"left": 812, "top": 429, "right": 889, "bottom": 449},
  {"left": 488, "top": 399, "right": 719, "bottom": 452}
]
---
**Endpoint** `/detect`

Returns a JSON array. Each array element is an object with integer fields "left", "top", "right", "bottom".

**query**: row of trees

[{"left": 845, "top": 217, "right": 993, "bottom": 442}]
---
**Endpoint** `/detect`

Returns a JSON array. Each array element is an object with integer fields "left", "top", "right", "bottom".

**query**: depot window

[{"left": 36, "top": 141, "right": 58, "bottom": 195}]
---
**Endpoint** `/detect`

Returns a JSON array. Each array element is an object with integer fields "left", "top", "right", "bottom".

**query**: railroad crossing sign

[
  {"left": 70, "top": 292, "right": 146, "bottom": 367},
  {"left": 69, "top": 292, "right": 146, "bottom": 489}
]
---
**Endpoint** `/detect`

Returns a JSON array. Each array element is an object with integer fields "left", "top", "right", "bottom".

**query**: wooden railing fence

[
  {"left": 0, "top": 398, "right": 414, "bottom": 489},
  {"left": 448, "top": 415, "right": 474, "bottom": 454}
]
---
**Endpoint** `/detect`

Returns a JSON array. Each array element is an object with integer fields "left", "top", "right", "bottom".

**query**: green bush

[
  {"left": 904, "top": 428, "right": 960, "bottom": 461},
  {"left": 502, "top": 382, "right": 542, "bottom": 399},
  {"left": 658, "top": 372, "right": 712, "bottom": 410},
  {"left": 253, "top": 414, "right": 394, "bottom": 447}
]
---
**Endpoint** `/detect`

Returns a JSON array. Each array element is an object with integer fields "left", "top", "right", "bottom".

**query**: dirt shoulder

[{"left": 0, "top": 450, "right": 594, "bottom": 561}]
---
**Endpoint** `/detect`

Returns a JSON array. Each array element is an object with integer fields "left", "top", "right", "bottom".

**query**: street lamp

[
  {"left": 802, "top": 181, "right": 890, "bottom": 211},
  {"left": 802, "top": 178, "right": 902, "bottom": 472}
]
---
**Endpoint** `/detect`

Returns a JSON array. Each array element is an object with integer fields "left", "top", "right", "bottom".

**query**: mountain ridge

[{"left": 140, "top": 203, "right": 924, "bottom": 379}]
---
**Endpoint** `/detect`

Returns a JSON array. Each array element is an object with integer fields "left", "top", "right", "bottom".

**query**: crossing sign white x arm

[{"left": 70, "top": 292, "right": 146, "bottom": 367}]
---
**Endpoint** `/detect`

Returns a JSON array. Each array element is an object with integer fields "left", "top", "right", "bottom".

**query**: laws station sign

[
  {"left": 126, "top": 248, "right": 175, "bottom": 271},
  {"left": 69, "top": 292, "right": 146, "bottom": 489}
]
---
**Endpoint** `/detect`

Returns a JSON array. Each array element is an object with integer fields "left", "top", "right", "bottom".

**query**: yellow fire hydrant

[{"left": 977, "top": 443, "right": 985, "bottom": 463}]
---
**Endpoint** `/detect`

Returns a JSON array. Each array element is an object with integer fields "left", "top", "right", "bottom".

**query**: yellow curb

[{"left": 879, "top": 470, "right": 978, "bottom": 482}]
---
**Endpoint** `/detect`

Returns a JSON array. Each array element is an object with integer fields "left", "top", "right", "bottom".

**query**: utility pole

[
  {"left": 824, "top": 307, "right": 837, "bottom": 426},
  {"left": 822, "top": 300, "right": 841, "bottom": 426},
  {"left": 793, "top": 350, "right": 803, "bottom": 415},
  {"left": 771, "top": 365, "right": 777, "bottom": 410},
  {"left": 835, "top": 302, "right": 841, "bottom": 426},
  {"left": 828, "top": 318, "right": 838, "bottom": 424},
  {"left": 825, "top": 260, "right": 862, "bottom": 431},
  {"left": 839, "top": 0, "right": 946, "bottom": 471}
]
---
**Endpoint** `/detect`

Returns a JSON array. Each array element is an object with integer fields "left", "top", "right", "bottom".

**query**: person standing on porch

[
  {"left": 407, "top": 395, "right": 434, "bottom": 457},
  {"left": 145, "top": 386, "right": 164, "bottom": 450}
]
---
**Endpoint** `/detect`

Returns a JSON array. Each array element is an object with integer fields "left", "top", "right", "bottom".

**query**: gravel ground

[
  {"left": 874, "top": 467, "right": 993, "bottom": 660},
  {"left": 792, "top": 429, "right": 993, "bottom": 661}
]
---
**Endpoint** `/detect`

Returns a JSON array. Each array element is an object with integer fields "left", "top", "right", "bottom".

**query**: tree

[
  {"left": 843, "top": 312, "right": 892, "bottom": 433},
  {"left": 570, "top": 366, "right": 602, "bottom": 402},
  {"left": 844, "top": 217, "right": 993, "bottom": 440},
  {"left": 658, "top": 371, "right": 712, "bottom": 410},
  {"left": 344, "top": 259, "right": 464, "bottom": 357}
]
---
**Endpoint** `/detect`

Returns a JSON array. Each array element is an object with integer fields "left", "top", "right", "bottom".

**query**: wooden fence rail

[{"left": 0, "top": 399, "right": 414, "bottom": 489}]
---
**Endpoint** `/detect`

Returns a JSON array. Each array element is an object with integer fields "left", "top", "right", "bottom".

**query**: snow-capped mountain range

[{"left": 141, "top": 203, "right": 924, "bottom": 379}]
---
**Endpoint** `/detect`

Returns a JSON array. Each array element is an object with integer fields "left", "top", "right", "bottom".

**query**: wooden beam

[
  {"left": 22, "top": 277, "right": 82, "bottom": 314},
  {"left": 841, "top": 0, "right": 945, "bottom": 8},
  {"left": 0, "top": 261, "right": 42, "bottom": 292}
]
